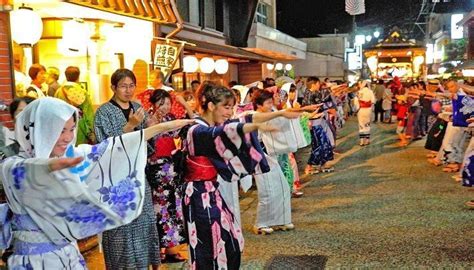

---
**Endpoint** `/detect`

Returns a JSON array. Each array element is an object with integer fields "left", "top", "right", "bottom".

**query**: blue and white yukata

[{"left": 0, "top": 98, "right": 148, "bottom": 269}]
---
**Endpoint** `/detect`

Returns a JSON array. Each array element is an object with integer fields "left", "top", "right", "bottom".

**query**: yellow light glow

[
  {"left": 199, "top": 57, "right": 215, "bottom": 74},
  {"left": 367, "top": 56, "right": 378, "bottom": 73},
  {"left": 183, "top": 56, "right": 199, "bottom": 73},
  {"left": 215, "top": 59, "right": 229, "bottom": 74},
  {"left": 62, "top": 19, "right": 91, "bottom": 53},
  {"left": 10, "top": 7, "right": 43, "bottom": 47}
]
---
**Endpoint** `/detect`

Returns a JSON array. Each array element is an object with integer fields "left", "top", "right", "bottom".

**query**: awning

[
  {"left": 242, "top": 47, "right": 299, "bottom": 61},
  {"left": 0, "top": 0, "right": 13, "bottom": 11},
  {"left": 64, "top": 0, "right": 183, "bottom": 37},
  {"left": 180, "top": 38, "right": 275, "bottom": 63}
]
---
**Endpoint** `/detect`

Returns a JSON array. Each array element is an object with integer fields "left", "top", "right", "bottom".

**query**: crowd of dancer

[
  {"left": 366, "top": 77, "right": 474, "bottom": 209},
  {"left": 0, "top": 63, "right": 472, "bottom": 269}
]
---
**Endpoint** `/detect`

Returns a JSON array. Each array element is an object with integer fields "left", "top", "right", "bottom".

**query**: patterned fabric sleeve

[
  {"left": 1, "top": 131, "right": 147, "bottom": 244},
  {"left": 94, "top": 106, "right": 115, "bottom": 143},
  {"left": 187, "top": 121, "right": 269, "bottom": 181}
]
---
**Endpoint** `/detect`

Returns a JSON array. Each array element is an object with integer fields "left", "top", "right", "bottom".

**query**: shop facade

[{"left": 6, "top": 0, "right": 182, "bottom": 108}]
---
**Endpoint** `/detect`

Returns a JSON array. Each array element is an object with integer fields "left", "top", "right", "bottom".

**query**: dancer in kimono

[
  {"left": 302, "top": 77, "right": 335, "bottom": 174},
  {"left": 356, "top": 80, "right": 376, "bottom": 146},
  {"left": 281, "top": 82, "right": 305, "bottom": 197},
  {"left": 0, "top": 97, "right": 192, "bottom": 269},
  {"left": 183, "top": 83, "right": 278, "bottom": 269},
  {"left": 94, "top": 69, "right": 193, "bottom": 270},
  {"left": 146, "top": 89, "right": 190, "bottom": 262},
  {"left": 252, "top": 89, "right": 307, "bottom": 234}
]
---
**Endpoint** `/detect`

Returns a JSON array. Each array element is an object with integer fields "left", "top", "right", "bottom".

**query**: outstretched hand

[
  {"left": 49, "top": 157, "right": 84, "bottom": 172},
  {"left": 300, "top": 104, "right": 322, "bottom": 112}
]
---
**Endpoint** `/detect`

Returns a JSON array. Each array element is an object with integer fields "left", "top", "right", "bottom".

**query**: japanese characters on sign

[{"left": 153, "top": 39, "right": 183, "bottom": 79}]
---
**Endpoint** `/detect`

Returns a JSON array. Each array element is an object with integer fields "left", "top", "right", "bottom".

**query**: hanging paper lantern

[
  {"left": 10, "top": 6, "right": 43, "bottom": 47},
  {"left": 62, "top": 19, "right": 91, "bottom": 52},
  {"left": 275, "top": 63, "right": 283, "bottom": 70},
  {"left": 200, "top": 57, "right": 215, "bottom": 74},
  {"left": 183, "top": 56, "right": 199, "bottom": 73},
  {"left": 285, "top": 64, "right": 293, "bottom": 71},
  {"left": 266, "top": 63, "right": 275, "bottom": 70},
  {"left": 215, "top": 59, "right": 229, "bottom": 74}
]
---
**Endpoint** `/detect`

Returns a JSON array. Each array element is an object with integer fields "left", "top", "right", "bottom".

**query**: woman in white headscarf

[
  {"left": 0, "top": 97, "right": 192, "bottom": 269},
  {"left": 356, "top": 80, "right": 376, "bottom": 146}
]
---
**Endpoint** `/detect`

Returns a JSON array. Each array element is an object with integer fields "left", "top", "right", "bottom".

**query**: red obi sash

[
  {"left": 184, "top": 156, "right": 218, "bottom": 182},
  {"left": 153, "top": 137, "right": 176, "bottom": 158},
  {"left": 359, "top": 100, "right": 372, "bottom": 108}
]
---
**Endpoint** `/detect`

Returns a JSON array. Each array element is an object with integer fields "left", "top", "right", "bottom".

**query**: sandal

[{"left": 442, "top": 165, "right": 459, "bottom": 173}]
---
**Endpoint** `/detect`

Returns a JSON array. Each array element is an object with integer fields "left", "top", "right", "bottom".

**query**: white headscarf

[
  {"left": 281, "top": 82, "right": 298, "bottom": 107},
  {"left": 232, "top": 85, "right": 250, "bottom": 105},
  {"left": 15, "top": 97, "right": 77, "bottom": 158}
]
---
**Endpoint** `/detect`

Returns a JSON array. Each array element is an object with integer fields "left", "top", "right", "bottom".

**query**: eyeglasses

[{"left": 117, "top": 84, "right": 136, "bottom": 91}]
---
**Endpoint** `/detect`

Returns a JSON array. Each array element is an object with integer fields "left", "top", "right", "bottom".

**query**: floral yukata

[
  {"left": 146, "top": 113, "right": 186, "bottom": 248},
  {"left": 0, "top": 98, "right": 147, "bottom": 269},
  {"left": 183, "top": 118, "right": 269, "bottom": 270},
  {"left": 303, "top": 88, "right": 335, "bottom": 166}
]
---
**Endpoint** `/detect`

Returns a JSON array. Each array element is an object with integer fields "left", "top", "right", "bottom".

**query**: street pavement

[{"left": 84, "top": 117, "right": 473, "bottom": 269}]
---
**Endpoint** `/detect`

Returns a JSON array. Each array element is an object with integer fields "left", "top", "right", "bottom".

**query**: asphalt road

[
  {"left": 240, "top": 118, "right": 473, "bottom": 269},
  {"left": 84, "top": 117, "right": 473, "bottom": 269}
]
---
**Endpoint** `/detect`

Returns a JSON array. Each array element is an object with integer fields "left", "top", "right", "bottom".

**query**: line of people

[
  {"left": 0, "top": 67, "right": 359, "bottom": 269},
  {"left": 379, "top": 77, "right": 474, "bottom": 209}
]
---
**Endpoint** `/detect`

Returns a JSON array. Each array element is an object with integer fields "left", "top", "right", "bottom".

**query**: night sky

[{"left": 276, "top": 0, "right": 473, "bottom": 39}]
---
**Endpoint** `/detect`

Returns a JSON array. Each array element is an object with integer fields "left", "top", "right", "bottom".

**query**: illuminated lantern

[
  {"left": 10, "top": 6, "right": 43, "bottom": 47},
  {"left": 285, "top": 64, "right": 293, "bottom": 71},
  {"left": 367, "top": 56, "right": 378, "bottom": 73},
  {"left": 199, "top": 57, "right": 215, "bottom": 74},
  {"left": 183, "top": 55, "right": 199, "bottom": 73},
  {"left": 215, "top": 59, "right": 229, "bottom": 74},
  {"left": 275, "top": 63, "right": 283, "bottom": 70},
  {"left": 266, "top": 63, "right": 275, "bottom": 70},
  {"left": 62, "top": 19, "right": 91, "bottom": 52}
]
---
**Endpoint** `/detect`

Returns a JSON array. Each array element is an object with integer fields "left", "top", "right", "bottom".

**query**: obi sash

[
  {"left": 359, "top": 100, "right": 372, "bottom": 108},
  {"left": 0, "top": 204, "right": 68, "bottom": 255},
  {"left": 184, "top": 156, "right": 218, "bottom": 182}
]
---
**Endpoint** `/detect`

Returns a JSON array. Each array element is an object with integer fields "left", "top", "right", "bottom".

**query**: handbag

[
  {"left": 300, "top": 115, "right": 311, "bottom": 146},
  {"left": 289, "top": 117, "right": 309, "bottom": 149},
  {"left": 261, "top": 117, "right": 297, "bottom": 155}
]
